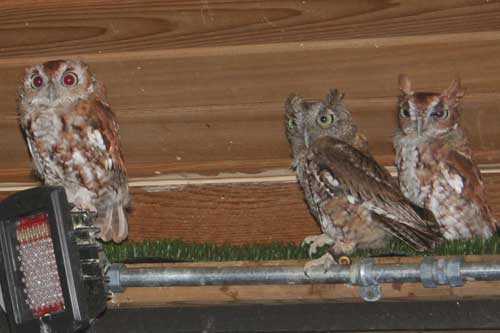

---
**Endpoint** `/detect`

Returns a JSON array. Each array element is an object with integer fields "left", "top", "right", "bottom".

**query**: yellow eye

[
  {"left": 400, "top": 107, "right": 410, "bottom": 118},
  {"left": 288, "top": 119, "right": 296, "bottom": 129},
  {"left": 316, "top": 114, "right": 334, "bottom": 128}
]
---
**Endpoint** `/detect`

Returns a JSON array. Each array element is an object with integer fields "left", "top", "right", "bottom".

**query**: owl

[
  {"left": 394, "top": 74, "right": 498, "bottom": 239},
  {"left": 17, "top": 59, "right": 129, "bottom": 243},
  {"left": 285, "top": 89, "right": 441, "bottom": 273}
]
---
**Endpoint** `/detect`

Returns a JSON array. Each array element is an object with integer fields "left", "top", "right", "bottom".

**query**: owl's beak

[
  {"left": 416, "top": 117, "right": 423, "bottom": 136},
  {"left": 48, "top": 82, "right": 57, "bottom": 102},
  {"left": 304, "top": 128, "right": 310, "bottom": 147}
]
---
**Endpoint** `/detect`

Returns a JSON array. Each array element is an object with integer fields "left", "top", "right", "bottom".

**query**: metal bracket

[
  {"left": 350, "top": 259, "right": 382, "bottom": 302},
  {"left": 358, "top": 284, "right": 382, "bottom": 302}
]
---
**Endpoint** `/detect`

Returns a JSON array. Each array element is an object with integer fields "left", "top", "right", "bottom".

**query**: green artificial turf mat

[{"left": 103, "top": 236, "right": 500, "bottom": 263}]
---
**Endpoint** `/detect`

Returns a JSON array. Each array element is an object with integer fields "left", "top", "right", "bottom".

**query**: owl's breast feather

[{"left": 397, "top": 139, "right": 420, "bottom": 200}]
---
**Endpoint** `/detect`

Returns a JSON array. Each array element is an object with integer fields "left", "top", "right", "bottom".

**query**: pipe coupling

[
  {"left": 420, "top": 256, "right": 464, "bottom": 288},
  {"left": 107, "top": 263, "right": 126, "bottom": 292}
]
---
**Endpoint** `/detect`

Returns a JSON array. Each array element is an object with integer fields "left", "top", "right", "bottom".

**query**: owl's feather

[
  {"left": 306, "top": 136, "right": 441, "bottom": 251},
  {"left": 70, "top": 98, "right": 129, "bottom": 242},
  {"left": 441, "top": 149, "right": 498, "bottom": 232},
  {"left": 24, "top": 132, "right": 44, "bottom": 179}
]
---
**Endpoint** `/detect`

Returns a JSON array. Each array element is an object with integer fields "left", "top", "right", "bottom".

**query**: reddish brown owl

[
  {"left": 394, "top": 74, "right": 498, "bottom": 239},
  {"left": 17, "top": 59, "right": 129, "bottom": 243},
  {"left": 286, "top": 89, "right": 441, "bottom": 273}
]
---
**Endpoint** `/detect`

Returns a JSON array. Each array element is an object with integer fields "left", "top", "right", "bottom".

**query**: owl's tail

[{"left": 96, "top": 204, "right": 129, "bottom": 243}]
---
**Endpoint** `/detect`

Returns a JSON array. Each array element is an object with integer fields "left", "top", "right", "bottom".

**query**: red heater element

[{"left": 16, "top": 213, "right": 65, "bottom": 318}]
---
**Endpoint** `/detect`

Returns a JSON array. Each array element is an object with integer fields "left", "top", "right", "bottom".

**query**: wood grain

[
  {"left": 2, "top": 0, "right": 500, "bottom": 311},
  {"left": 114, "top": 281, "right": 500, "bottom": 306},
  {"left": 2, "top": 40, "right": 500, "bottom": 182},
  {"left": 117, "top": 181, "right": 320, "bottom": 244},
  {"left": 0, "top": 1, "right": 499, "bottom": 244},
  {"left": 0, "top": 182, "right": 318, "bottom": 244},
  {"left": 0, "top": 175, "right": 498, "bottom": 245},
  {"left": 127, "top": 173, "right": 500, "bottom": 243},
  {"left": 1, "top": 1, "right": 500, "bottom": 59},
  {"left": 111, "top": 255, "right": 500, "bottom": 305}
]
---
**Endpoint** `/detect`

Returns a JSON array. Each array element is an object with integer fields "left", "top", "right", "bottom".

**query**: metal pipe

[
  {"left": 461, "top": 262, "right": 500, "bottom": 281},
  {"left": 106, "top": 257, "right": 500, "bottom": 301},
  {"left": 108, "top": 263, "right": 423, "bottom": 289},
  {"left": 110, "top": 265, "right": 351, "bottom": 289}
]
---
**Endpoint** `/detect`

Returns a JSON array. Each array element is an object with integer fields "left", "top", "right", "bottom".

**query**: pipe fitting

[
  {"left": 349, "top": 258, "right": 377, "bottom": 286},
  {"left": 420, "top": 256, "right": 464, "bottom": 288},
  {"left": 107, "top": 263, "right": 126, "bottom": 293},
  {"left": 349, "top": 259, "right": 382, "bottom": 302}
]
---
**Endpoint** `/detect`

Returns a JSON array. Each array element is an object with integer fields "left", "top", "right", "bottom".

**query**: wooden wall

[{"left": 1, "top": 0, "right": 500, "bottom": 244}]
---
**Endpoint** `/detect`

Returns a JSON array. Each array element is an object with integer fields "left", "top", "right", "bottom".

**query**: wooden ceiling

[{"left": 0, "top": 0, "right": 499, "bottom": 243}]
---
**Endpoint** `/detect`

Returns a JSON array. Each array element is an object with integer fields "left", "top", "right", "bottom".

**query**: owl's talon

[
  {"left": 304, "top": 253, "right": 336, "bottom": 277},
  {"left": 302, "top": 235, "right": 317, "bottom": 245},
  {"left": 302, "top": 234, "right": 335, "bottom": 257}
]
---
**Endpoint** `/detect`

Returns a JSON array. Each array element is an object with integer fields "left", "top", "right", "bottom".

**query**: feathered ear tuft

[
  {"left": 443, "top": 78, "right": 465, "bottom": 100},
  {"left": 285, "top": 94, "right": 305, "bottom": 114},
  {"left": 93, "top": 77, "right": 109, "bottom": 104},
  {"left": 325, "top": 89, "right": 344, "bottom": 106},
  {"left": 398, "top": 74, "right": 413, "bottom": 95}
]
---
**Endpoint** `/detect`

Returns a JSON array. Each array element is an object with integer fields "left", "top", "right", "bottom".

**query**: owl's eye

[
  {"left": 400, "top": 107, "right": 410, "bottom": 118},
  {"left": 288, "top": 119, "right": 297, "bottom": 129},
  {"left": 30, "top": 75, "right": 43, "bottom": 89},
  {"left": 62, "top": 72, "right": 78, "bottom": 87},
  {"left": 431, "top": 108, "right": 449, "bottom": 120},
  {"left": 316, "top": 114, "right": 334, "bottom": 128}
]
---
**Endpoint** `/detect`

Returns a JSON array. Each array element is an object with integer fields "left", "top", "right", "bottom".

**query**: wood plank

[
  {"left": 2, "top": 1, "right": 500, "bottom": 59},
  {"left": 1, "top": 39, "right": 500, "bottom": 182},
  {"left": 2, "top": 173, "right": 498, "bottom": 244},
  {"left": 126, "top": 181, "right": 318, "bottom": 244},
  {"left": 115, "top": 282, "right": 500, "bottom": 306},
  {"left": 111, "top": 256, "right": 500, "bottom": 306},
  {"left": 103, "top": 173, "right": 500, "bottom": 243}
]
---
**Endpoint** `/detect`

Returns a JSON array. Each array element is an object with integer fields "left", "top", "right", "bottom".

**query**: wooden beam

[
  {"left": 2, "top": 2, "right": 500, "bottom": 182},
  {"left": 1, "top": 173, "right": 498, "bottom": 244},
  {"left": 3, "top": 164, "right": 500, "bottom": 191},
  {"left": 115, "top": 173, "right": 500, "bottom": 243},
  {"left": 1, "top": 43, "right": 500, "bottom": 182},
  {"left": 0, "top": 0, "right": 498, "bottom": 245},
  {"left": 1, "top": 1, "right": 500, "bottom": 58}
]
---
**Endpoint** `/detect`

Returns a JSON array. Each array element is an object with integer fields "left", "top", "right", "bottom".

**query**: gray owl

[
  {"left": 17, "top": 59, "right": 129, "bottom": 243},
  {"left": 285, "top": 89, "right": 441, "bottom": 273}
]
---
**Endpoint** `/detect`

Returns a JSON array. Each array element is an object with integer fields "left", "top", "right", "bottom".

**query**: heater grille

[{"left": 16, "top": 213, "right": 65, "bottom": 318}]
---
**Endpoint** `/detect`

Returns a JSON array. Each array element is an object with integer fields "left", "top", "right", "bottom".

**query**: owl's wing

[
  {"left": 78, "top": 98, "right": 127, "bottom": 177},
  {"left": 441, "top": 149, "right": 498, "bottom": 230},
  {"left": 307, "top": 136, "right": 441, "bottom": 251},
  {"left": 74, "top": 99, "right": 129, "bottom": 242},
  {"left": 24, "top": 131, "right": 45, "bottom": 179}
]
